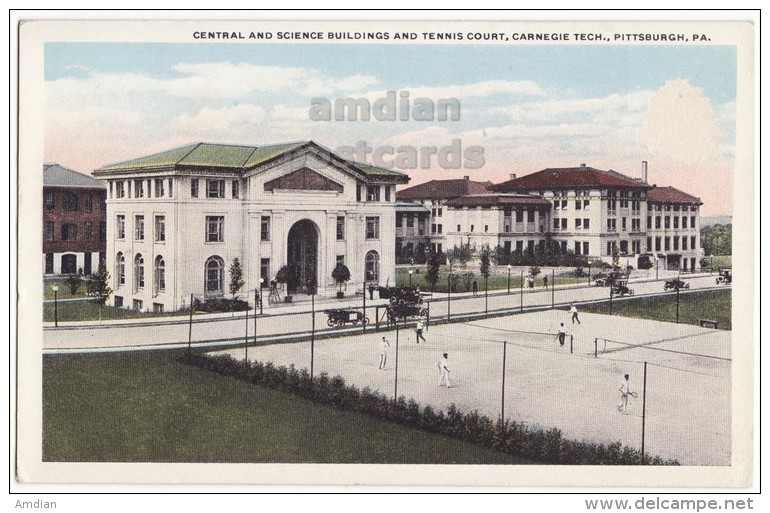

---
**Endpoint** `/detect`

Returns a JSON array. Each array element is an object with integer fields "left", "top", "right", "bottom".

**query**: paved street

[{"left": 43, "top": 273, "right": 727, "bottom": 352}]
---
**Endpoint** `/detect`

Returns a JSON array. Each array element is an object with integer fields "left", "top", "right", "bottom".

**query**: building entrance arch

[{"left": 287, "top": 219, "right": 319, "bottom": 293}]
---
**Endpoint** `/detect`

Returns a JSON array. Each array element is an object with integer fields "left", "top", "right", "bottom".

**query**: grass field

[
  {"left": 396, "top": 267, "right": 592, "bottom": 293},
  {"left": 581, "top": 288, "right": 731, "bottom": 329},
  {"left": 43, "top": 350, "right": 530, "bottom": 464},
  {"left": 43, "top": 301, "right": 184, "bottom": 322}
]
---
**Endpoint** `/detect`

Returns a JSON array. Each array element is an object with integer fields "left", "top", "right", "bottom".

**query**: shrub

[
  {"left": 194, "top": 297, "right": 249, "bottom": 313},
  {"left": 181, "top": 352, "right": 679, "bottom": 466}
]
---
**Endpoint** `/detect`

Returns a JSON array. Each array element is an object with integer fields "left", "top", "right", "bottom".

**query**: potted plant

[
  {"left": 275, "top": 264, "right": 301, "bottom": 303},
  {"left": 332, "top": 262, "right": 351, "bottom": 299}
]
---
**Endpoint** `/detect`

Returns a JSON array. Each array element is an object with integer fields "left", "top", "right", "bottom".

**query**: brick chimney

[
  {"left": 509, "top": 173, "right": 517, "bottom": 180},
  {"left": 642, "top": 161, "right": 648, "bottom": 183}
]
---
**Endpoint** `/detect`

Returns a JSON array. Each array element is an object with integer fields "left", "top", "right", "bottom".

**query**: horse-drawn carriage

[
  {"left": 324, "top": 308, "right": 369, "bottom": 328},
  {"left": 664, "top": 278, "right": 690, "bottom": 291},
  {"left": 716, "top": 269, "right": 732, "bottom": 285},
  {"left": 611, "top": 279, "right": 634, "bottom": 296}
]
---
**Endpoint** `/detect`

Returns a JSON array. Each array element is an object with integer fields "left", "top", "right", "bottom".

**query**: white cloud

[
  {"left": 638, "top": 79, "right": 725, "bottom": 163},
  {"left": 169, "top": 104, "right": 267, "bottom": 135}
]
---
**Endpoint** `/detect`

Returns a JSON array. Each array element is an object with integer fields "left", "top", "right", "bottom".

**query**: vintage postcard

[{"left": 14, "top": 12, "right": 758, "bottom": 495}]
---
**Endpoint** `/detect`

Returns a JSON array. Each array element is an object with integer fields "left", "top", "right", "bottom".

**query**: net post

[
  {"left": 570, "top": 335, "right": 573, "bottom": 354},
  {"left": 594, "top": 337, "right": 598, "bottom": 358}
]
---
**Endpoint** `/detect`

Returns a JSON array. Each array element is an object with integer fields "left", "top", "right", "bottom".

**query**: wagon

[
  {"left": 324, "top": 308, "right": 369, "bottom": 328},
  {"left": 378, "top": 286, "right": 423, "bottom": 305},
  {"left": 611, "top": 280, "right": 634, "bottom": 296},
  {"left": 664, "top": 278, "right": 689, "bottom": 291}
]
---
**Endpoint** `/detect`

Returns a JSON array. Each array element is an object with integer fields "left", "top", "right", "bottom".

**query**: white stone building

[{"left": 93, "top": 141, "right": 409, "bottom": 311}]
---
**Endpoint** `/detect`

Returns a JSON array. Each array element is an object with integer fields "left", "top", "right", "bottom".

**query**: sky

[{"left": 44, "top": 42, "right": 737, "bottom": 215}]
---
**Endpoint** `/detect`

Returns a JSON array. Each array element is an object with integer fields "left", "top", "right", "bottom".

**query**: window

[
  {"left": 133, "top": 299, "right": 143, "bottom": 311},
  {"left": 553, "top": 219, "right": 559, "bottom": 230},
  {"left": 682, "top": 237, "right": 688, "bottom": 250},
  {"left": 484, "top": 225, "right": 489, "bottom": 233},
  {"left": 406, "top": 216, "right": 414, "bottom": 228},
  {"left": 620, "top": 240, "right": 628, "bottom": 254},
  {"left": 153, "top": 303, "right": 164, "bottom": 314},
  {"left": 691, "top": 236, "right": 696, "bottom": 249},
  {"left": 134, "top": 180, "right": 144, "bottom": 198},
  {"left": 134, "top": 215, "right": 145, "bottom": 240},
  {"left": 205, "top": 256, "right": 225, "bottom": 294},
  {"left": 385, "top": 186, "right": 391, "bottom": 202},
  {"left": 553, "top": 200, "right": 560, "bottom": 210},
  {"left": 206, "top": 216, "right": 224, "bottom": 242},
  {"left": 437, "top": 208, "right": 443, "bottom": 217},
  {"left": 622, "top": 217, "right": 627, "bottom": 231},
  {"left": 336, "top": 216, "right": 345, "bottom": 240},
  {"left": 682, "top": 216, "right": 688, "bottom": 229},
  {"left": 690, "top": 216, "right": 696, "bottom": 228},
  {"left": 100, "top": 222, "right": 106, "bottom": 242},
  {"left": 134, "top": 254, "right": 145, "bottom": 289},
  {"left": 396, "top": 214, "right": 403, "bottom": 228},
  {"left": 647, "top": 237, "right": 652, "bottom": 252},
  {"left": 114, "top": 296, "right": 123, "bottom": 308},
  {"left": 437, "top": 224, "right": 442, "bottom": 234},
  {"left": 515, "top": 241, "right": 523, "bottom": 254},
  {"left": 664, "top": 237, "right": 670, "bottom": 251},
  {"left": 356, "top": 185, "right": 362, "bottom": 202},
  {"left": 154, "top": 255, "right": 165, "bottom": 293},
  {"left": 191, "top": 178, "right": 199, "bottom": 198},
  {"left": 366, "top": 185, "right": 380, "bottom": 201},
  {"left": 44, "top": 221, "right": 54, "bottom": 241},
  {"left": 458, "top": 224, "right": 463, "bottom": 232},
  {"left": 470, "top": 225, "right": 475, "bottom": 232},
  {"left": 154, "top": 179, "right": 165, "bottom": 198},
  {"left": 116, "top": 252, "right": 125, "bottom": 286},
  {"left": 44, "top": 192, "right": 54, "bottom": 211},
  {"left": 63, "top": 191, "right": 78, "bottom": 211},
  {"left": 584, "top": 218, "right": 590, "bottom": 230},
  {"left": 575, "top": 241, "right": 582, "bottom": 255},
  {"left": 515, "top": 209, "right": 524, "bottom": 223},
  {"left": 155, "top": 215, "right": 165, "bottom": 242},
  {"left": 561, "top": 200, "right": 568, "bottom": 210},
  {"left": 575, "top": 200, "right": 582, "bottom": 210},
  {"left": 561, "top": 218, "right": 567, "bottom": 230},
  {"left": 583, "top": 199, "right": 590, "bottom": 210},
  {"left": 527, "top": 209, "right": 535, "bottom": 223},
  {"left": 61, "top": 223, "right": 77, "bottom": 241},
  {"left": 45, "top": 253, "right": 54, "bottom": 274},
  {"left": 431, "top": 224, "right": 437, "bottom": 234},
  {"left": 168, "top": 178, "right": 173, "bottom": 197},
  {"left": 632, "top": 218, "right": 640, "bottom": 231},
  {"left": 260, "top": 258, "right": 270, "bottom": 288},
  {"left": 85, "top": 193, "right": 93, "bottom": 212},
  {"left": 336, "top": 255, "right": 345, "bottom": 265},
  {"left": 261, "top": 216, "right": 270, "bottom": 241},
  {"left": 607, "top": 218, "right": 616, "bottom": 231},
  {"left": 673, "top": 216, "right": 679, "bottom": 229},
  {"left": 575, "top": 219, "right": 582, "bottom": 229},
  {"left": 673, "top": 237, "right": 679, "bottom": 251},
  {"left": 664, "top": 216, "right": 670, "bottom": 229},
  {"left": 655, "top": 216, "right": 661, "bottom": 229},
  {"left": 116, "top": 215, "right": 125, "bottom": 239},
  {"left": 583, "top": 242, "right": 589, "bottom": 255},
  {"left": 366, "top": 216, "right": 380, "bottom": 239},
  {"left": 647, "top": 216, "right": 652, "bottom": 229},
  {"left": 207, "top": 179, "right": 225, "bottom": 198},
  {"left": 365, "top": 251, "right": 380, "bottom": 282},
  {"left": 116, "top": 181, "right": 125, "bottom": 198},
  {"left": 84, "top": 221, "right": 93, "bottom": 241},
  {"left": 232, "top": 180, "right": 240, "bottom": 199},
  {"left": 655, "top": 237, "right": 661, "bottom": 251}
]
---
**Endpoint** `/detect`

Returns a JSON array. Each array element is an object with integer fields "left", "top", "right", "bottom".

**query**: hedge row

[{"left": 181, "top": 352, "right": 678, "bottom": 465}]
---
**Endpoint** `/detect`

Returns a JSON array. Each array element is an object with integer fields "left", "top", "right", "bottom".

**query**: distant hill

[{"left": 700, "top": 216, "right": 732, "bottom": 228}]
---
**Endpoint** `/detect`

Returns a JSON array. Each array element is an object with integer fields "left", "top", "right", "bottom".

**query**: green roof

[{"left": 94, "top": 140, "right": 409, "bottom": 183}]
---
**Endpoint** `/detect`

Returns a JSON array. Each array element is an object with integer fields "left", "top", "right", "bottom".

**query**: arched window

[
  {"left": 134, "top": 253, "right": 145, "bottom": 290},
  {"left": 154, "top": 255, "right": 165, "bottom": 295},
  {"left": 116, "top": 252, "right": 125, "bottom": 286},
  {"left": 365, "top": 250, "right": 380, "bottom": 283},
  {"left": 205, "top": 256, "right": 225, "bottom": 295}
]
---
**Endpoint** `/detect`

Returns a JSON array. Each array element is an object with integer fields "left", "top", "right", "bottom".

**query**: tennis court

[{"left": 215, "top": 309, "right": 731, "bottom": 465}]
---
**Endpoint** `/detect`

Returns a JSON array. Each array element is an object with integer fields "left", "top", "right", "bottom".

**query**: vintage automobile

[
  {"left": 715, "top": 269, "right": 732, "bottom": 285},
  {"left": 386, "top": 303, "right": 429, "bottom": 325},
  {"left": 664, "top": 278, "right": 690, "bottom": 291},
  {"left": 594, "top": 271, "right": 622, "bottom": 287},
  {"left": 324, "top": 308, "right": 369, "bottom": 328},
  {"left": 377, "top": 286, "right": 423, "bottom": 305}
]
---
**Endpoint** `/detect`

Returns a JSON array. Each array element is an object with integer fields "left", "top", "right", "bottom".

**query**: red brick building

[{"left": 43, "top": 164, "right": 107, "bottom": 275}]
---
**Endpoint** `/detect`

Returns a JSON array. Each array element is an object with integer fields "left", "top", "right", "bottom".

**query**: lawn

[
  {"left": 43, "top": 278, "right": 90, "bottom": 300},
  {"left": 396, "top": 267, "right": 592, "bottom": 294},
  {"left": 43, "top": 350, "right": 530, "bottom": 464},
  {"left": 580, "top": 288, "right": 731, "bottom": 329},
  {"left": 43, "top": 301, "right": 184, "bottom": 322}
]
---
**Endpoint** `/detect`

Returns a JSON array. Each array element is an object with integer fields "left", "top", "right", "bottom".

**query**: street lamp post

[
  {"left": 408, "top": 269, "right": 413, "bottom": 287},
  {"left": 259, "top": 277, "right": 264, "bottom": 315},
  {"left": 51, "top": 284, "right": 59, "bottom": 327},
  {"left": 519, "top": 270, "right": 523, "bottom": 313},
  {"left": 507, "top": 264, "right": 511, "bottom": 294},
  {"left": 447, "top": 259, "right": 452, "bottom": 322}
]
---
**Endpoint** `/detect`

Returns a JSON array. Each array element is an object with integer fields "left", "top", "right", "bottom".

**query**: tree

[
  {"left": 701, "top": 224, "right": 732, "bottom": 256},
  {"left": 86, "top": 263, "right": 112, "bottom": 305},
  {"left": 229, "top": 258, "right": 245, "bottom": 298},
  {"left": 425, "top": 250, "right": 442, "bottom": 292},
  {"left": 612, "top": 246, "right": 621, "bottom": 271},
  {"left": 275, "top": 264, "right": 301, "bottom": 293},
  {"left": 446, "top": 240, "right": 476, "bottom": 267},
  {"left": 331, "top": 262, "right": 351, "bottom": 293},
  {"left": 65, "top": 275, "right": 82, "bottom": 295},
  {"left": 637, "top": 255, "right": 654, "bottom": 270}
]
